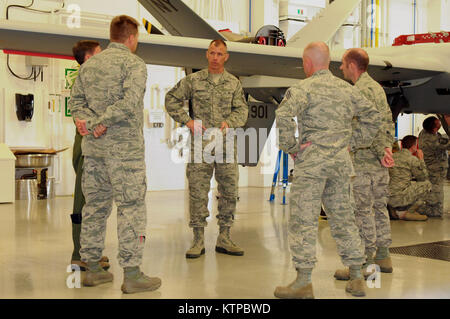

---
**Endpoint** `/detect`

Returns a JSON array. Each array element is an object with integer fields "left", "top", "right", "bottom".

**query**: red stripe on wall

[{"left": 3, "top": 50, "right": 74, "bottom": 60}]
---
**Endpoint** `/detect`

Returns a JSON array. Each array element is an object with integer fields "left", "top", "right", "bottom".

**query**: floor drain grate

[{"left": 390, "top": 240, "right": 450, "bottom": 262}]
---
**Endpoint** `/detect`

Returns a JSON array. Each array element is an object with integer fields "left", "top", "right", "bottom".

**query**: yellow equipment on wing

[
  {"left": 142, "top": 18, "right": 163, "bottom": 35},
  {"left": 143, "top": 18, "right": 152, "bottom": 34}
]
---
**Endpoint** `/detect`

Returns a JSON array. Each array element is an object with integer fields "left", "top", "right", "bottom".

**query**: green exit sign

[{"left": 65, "top": 97, "right": 72, "bottom": 117}]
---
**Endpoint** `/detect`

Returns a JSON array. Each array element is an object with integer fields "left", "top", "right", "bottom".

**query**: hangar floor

[{"left": 0, "top": 183, "right": 449, "bottom": 299}]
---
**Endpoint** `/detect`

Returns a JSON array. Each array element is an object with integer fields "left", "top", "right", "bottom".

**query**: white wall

[
  {"left": 427, "top": 0, "right": 442, "bottom": 31},
  {"left": 251, "top": 0, "right": 280, "bottom": 33},
  {"left": 387, "top": 0, "right": 429, "bottom": 45},
  {"left": 443, "top": 0, "right": 450, "bottom": 29},
  {"left": 143, "top": 65, "right": 188, "bottom": 191}
]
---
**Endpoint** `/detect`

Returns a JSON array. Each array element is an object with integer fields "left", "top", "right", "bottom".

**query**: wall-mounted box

[{"left": 25, "top": 55, "right": 49, "bottom": 67}]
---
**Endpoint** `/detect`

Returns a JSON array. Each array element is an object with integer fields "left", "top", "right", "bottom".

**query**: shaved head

[
  {"left": 303, "top": 42, "right": 330, "bottom": 68},
  {"left": 302, "top": 42, "right": 330, "bottom": 77}
]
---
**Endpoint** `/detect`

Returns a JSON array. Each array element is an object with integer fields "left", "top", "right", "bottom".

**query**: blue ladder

[{"left": 269, "top": 150, "right": 289, "bottom": 204}]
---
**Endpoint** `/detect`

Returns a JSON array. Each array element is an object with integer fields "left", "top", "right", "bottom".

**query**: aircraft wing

[
  {"left": 330, "top": 44, "right": 449, "bottom": 82},
  {"left": 0, "top": 19, "right": 301, "bottom": 77},
  {"left": 0, "top": 19, "right": 445, "bottom": 83}
]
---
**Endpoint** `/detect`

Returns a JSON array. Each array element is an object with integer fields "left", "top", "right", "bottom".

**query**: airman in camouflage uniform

[
  {"left": 273, "top": 42, "right": 382, "bottom": 299},
  {"left": 67, "top": 40, "right": 110, "bottom": 272},
  {"left": 165, "top": 40, "right": 248, "bottom": 259},
  {"left": 388, "top": 135, "right": 431, "bottom": 221},
  {"left": 334, "top": 48, "right": 395, "bottom": 280},
  {"left": 418, "top": 116, "right": 450, "bottom": 217},
  {"left": 70, "top": 15, "right": 161, "bottom": 294}
]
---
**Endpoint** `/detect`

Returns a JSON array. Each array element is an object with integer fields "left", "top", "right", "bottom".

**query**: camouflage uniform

[
  {"left": 418, "top": 130, "right": 450, "bottom": 217},
  {"left": 165, "top": 69, "right": 248, "bottom": 228},
  {"left": 66, "top": 68, "right": 85, "bottom": 217},
  {"left": 66, "top": 66, "right": 85, "bottom": 223},
  {"left": 388, "top": 149, "right": 431, "bottom": 213},
  {"left": 69, "top": 42, "right": 148, "bottom": 268},
  {"left": 352, "top": 72, "right": 394, "bottom": 257},
  {"left": 65, "top": 67, "right": 85, "bottom": 261},
  {"left": 276, "top": 69, "right": 381, "bottom": 269}
]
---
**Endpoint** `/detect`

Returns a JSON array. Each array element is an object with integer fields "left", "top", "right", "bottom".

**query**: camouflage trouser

[
  {"left": 353, "top": 169, "right": 392, "bottom": 256},
  {"left": 80, "top": 156, "right": 147, "bottom": 268},
  {"left": 388, "top": 180, "right": 432, "bottom": 213},
  {"left": 289, "top": 175, "right": 365, "bottom": 269},
  {"left": 422, "top": 167, "right": 447, "bottom": 217},
  {"left": 448, "top": 158, "right": 450, "bottom": 179},
  {"left": 186, "top": 161, "right": 238, "bottom": 228},
  {"left": 72, "top": 129, "right": 85, "bottom": 215}
]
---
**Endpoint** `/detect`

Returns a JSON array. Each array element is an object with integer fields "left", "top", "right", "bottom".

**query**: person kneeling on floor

[{"left": 387, "top": 135, "right": 431, "bottom": 221}]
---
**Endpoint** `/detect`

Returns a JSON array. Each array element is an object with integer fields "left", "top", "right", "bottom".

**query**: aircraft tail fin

[
  {"left": 286, "top": 0, "right": 361, "bottom": 49},
  {"left": 138, "top": 0, "right": 225, "bottom": 40}
]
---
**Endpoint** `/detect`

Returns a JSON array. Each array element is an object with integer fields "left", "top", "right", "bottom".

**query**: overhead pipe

[
  {"left": 249, "top": 0, "right": 252, "bottom": 34},
  {"left": 366, "top": 0, "right": 370, "bottom": 47},
  {"left": 378, "top": 0, "right": 383, "bottom": 47},
  {"left": 411, "top": 0, "right": 417, "bottom": 136},
  {"left": 381, "top": 0, "right": 384, "bottom": 47},
  {"left": 383, "top": 0, "right": 388, "bottom": 46},
  {"left": 361, "top": 0, "right": 366, "bottom": 47},
  {"left": 370, "top": 0, "right": 374, "bottom": 47},
  {"left": 375, "top": 0, "right": 380, "bottom": 48}
]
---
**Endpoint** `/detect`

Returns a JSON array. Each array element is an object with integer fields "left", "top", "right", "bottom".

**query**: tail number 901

[{"left": 250, "top": 104, "right": 268, "bottom": 119}]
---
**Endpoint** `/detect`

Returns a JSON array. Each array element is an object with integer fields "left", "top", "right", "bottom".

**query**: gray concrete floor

[{"left": 0, "top": 184, "right": 449, "bottom": 299}]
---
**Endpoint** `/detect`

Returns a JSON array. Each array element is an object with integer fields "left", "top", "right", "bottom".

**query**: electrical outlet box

[{"left": 25, "top": 56, "right": 49, "bottom": 67}]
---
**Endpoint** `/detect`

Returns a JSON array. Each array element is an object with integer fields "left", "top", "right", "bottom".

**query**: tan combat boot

[
  {"left": 401, "top": 211, "right": 428, "bottom": 221},
  {"left": 375, "top": 247, "right": 393, "bottom": 273},
  {"left": 375, "top": 257, "right": 393, "bottom": 273},
  {"left": 186, "top": 227, "right": 205, "bottom": 258},
  {"left": 334, "top": 267, "right": 375, "bottom": 281},
  {"left": 345, "top": 278, "right": 366, "bottom": 297},
  {"left": 344, "top": 266, "right": 366, "bottom": 297},
  {"left": 274, "top": 283, "right": 314, "bottom": 299},
  {"left": 334, "top": 254, "right": 376, "bottom": 280},
  {"left": 274, "top": 269, "right": 314, "bottom": 299},
  {"left": 121, "top": 267, "right": 161, "bottom": 294},
  {"left": 215, "top": 226, "right": 244, "bottom": 256},
  {"left": 82, "top": 262, "right": 113, "bottom": 287}
]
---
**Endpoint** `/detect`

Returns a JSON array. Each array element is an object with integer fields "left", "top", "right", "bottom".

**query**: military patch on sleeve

[
  {"left": 439, "top": 137, "right": 449, "bottom": 145},
  {"left": 284, "top": 89, "right": 292, "bottom": 100}
]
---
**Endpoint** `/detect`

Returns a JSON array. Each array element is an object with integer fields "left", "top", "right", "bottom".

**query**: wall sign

[
  {"left": 64, "top": 68, "right": 78, "bottom": 117},
  {"left": 65, "top": 97, "right": 71, "bottom": 117}
]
